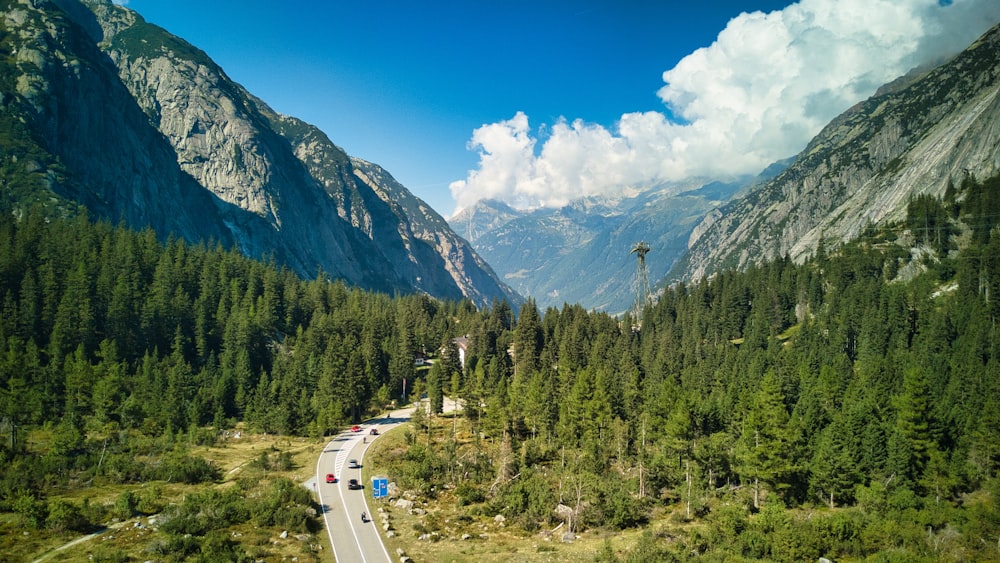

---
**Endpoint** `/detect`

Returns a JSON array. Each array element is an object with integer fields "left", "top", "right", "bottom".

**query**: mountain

[
  {"left": 454, "top": 25, "right": 1000, "bottom": 306},
  {"left": 0, "top": 0, "right": 517, "bottom": 307},
  {"left": 451, "top": 178, "right": 755, "bottom": 314},
  {"left": 668, "top": 21, "right": 1000, "bottom": 283}
]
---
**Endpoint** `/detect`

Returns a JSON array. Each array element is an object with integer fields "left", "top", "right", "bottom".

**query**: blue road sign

[{"left": 372, "top": 477, "right": 388, "bottom": 499}]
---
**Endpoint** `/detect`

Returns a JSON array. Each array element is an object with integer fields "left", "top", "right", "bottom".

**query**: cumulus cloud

[{"left": 449, "top": 0, "right": 1000, "bottom": 214}]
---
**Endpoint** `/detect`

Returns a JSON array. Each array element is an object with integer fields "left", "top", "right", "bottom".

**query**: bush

[
  {"left": 136, "top": 483, "right": 164, "bottom": 514},
  {"left": 88, "top": 546, "right": 130, "bottom": 563},
  {"left": 159, "top": 489, "right": 248, "bottom": 536},
  {"left": 624, "top": 529, "right": 678, "bottom": 562},
  {"left": 707, "top": 503, "right": 748, "bottom": 545},
  {"left": 112, "top": 490, "right": 139, "bottom": 520},
  {"left": 146, "top": 453, "right": 220, "bottom": 484},
  {"left": 597, "top": 477, "right": 646, "bottom": 529},
  {"left": 98, "top": 453, "right": 145, "bottom": 484},
  {"left": 187, "top": 426, "right": 218, "bottom": 446},
  {"left": 249, "top": 480, "right": 311, "bottom": 530},
  {"left": 455, "top": 482, "right": 486, "bottom": 506},
  {"left": 192, "top": 530, "right": 254, "bottom": 562},
  {"left": 249, "top": 449, "right": 294, "bottom": 472},
  {"left": 0, "top": 457, "right": 42, "bottom": 504},
  {"left": 45, "top": 498, "right": 91, "bottom": 533},
  {"left": 11, "top": 490, "right": 46, "bottom": 529},
  {"left": 738, "top": 528, "right": 769, "bottom": 559},
  {"left": 150, "top": 533, "right": 201, "bottom": 558},
  {"left": 489, "top": 469, "right": 556, "bottom": 530}
]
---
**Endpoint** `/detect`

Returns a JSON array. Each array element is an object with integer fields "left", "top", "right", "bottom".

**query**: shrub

[
  {"left": 98, "top": 453, "right": 145, "bottom": 484},
  {"left": 11, "top": 490, "right": 46, "bottom": 529},
  {"left": 45, "top": 498, "right": 91, "bottom": 533},
  {"left": 624, "top": 529, "right": 678, "bottom": 562},
  {"left": 88, "top": 545, "right": 130, "bottom": 563},
  {"left": 193, "top": 530, "right": 254, "bottom": 563},
  {"left": 597, "top": 477, "right": 646, "bottom": 529},
  {"left": 146, "top": 453, "right": 220, "bottom": 484},
  {"left": 112, "top": 490, "right": 139, "bottom": 520},
  {"left": 489, "top": 469, "right": 556, "bottom": 530},
  {"left": 455, "top": 482, "right": 486, "bottom": 506}
]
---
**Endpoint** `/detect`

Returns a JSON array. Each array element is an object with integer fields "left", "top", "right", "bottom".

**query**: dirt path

[{"left": 31, "top": 520, "right": 129, "bottom": 563}]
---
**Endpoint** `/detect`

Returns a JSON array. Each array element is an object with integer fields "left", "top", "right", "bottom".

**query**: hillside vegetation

[{"left": 1, "top": 174, "right": 999, "bottom": 561}]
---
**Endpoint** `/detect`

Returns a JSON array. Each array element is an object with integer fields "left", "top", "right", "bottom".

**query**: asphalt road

[{"left": 315, "top": 410, "right": 412, "bottom": 563}]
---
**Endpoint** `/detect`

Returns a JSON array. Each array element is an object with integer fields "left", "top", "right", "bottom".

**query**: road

[{"left": 315, "top": 409, "right": 413, "bottom": 563}]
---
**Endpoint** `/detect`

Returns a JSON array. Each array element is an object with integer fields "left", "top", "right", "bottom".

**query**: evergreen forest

[{"left": 1, "top": 174, "right": 1000, "bottom": 561}]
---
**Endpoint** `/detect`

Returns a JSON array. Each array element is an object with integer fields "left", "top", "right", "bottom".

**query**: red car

[
  {"left": 325, "top": 473, "right": 337, "bottom": 484},
  {"left": 351, "top": 425, "right": 362, "bottom": 432}
]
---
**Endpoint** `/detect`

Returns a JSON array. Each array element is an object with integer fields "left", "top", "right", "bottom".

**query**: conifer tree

[
  {"left": 426, "top": 356, "right": 444, "bottom": 415},
  {"left": 809, "top": 417, "right": 860, "bottom": 507},
  {"left": 735, "top": 370, "right": 795, "bottom": 509},
  {"left": 889, "top": 366, "right": 934, "bottom": 486},
  {"left": 512, "top": 298, "right": 542, "bottom": 377}
]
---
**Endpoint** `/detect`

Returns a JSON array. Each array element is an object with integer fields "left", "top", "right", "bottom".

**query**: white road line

[
  {"left": 339, "top": 465, "right": 368, "bottom": 561},
  {"left": 318, "top": 415, "right": 408, "bottom": 563},
  {"left": 317, "top": 437, "right": 343, "bottom": 563},
  {"left": 358, "top": 426, "right": 394, "bottom": 563}
]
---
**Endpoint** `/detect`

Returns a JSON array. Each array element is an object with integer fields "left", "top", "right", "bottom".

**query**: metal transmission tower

[{"left": 630, "top": 242, "right": 652, "bottom": 328}]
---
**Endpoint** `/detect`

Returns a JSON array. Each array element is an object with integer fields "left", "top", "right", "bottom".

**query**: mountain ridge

[
  {"left": 0, "top": 0, "right": 517, "bottom": 307},
  {"left": 669, "top": 21, "right": 1000, "bottom": 282},
  {"left": 450, "top": 177, "right": 751, "bottom": 313},
  {"left": 454, "top": 21, "right": 1000, "bottom": 307}
]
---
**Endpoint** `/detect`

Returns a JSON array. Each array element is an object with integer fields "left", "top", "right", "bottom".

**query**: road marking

[
  {"left": 357, "top": 426, "right": 394, "bottom": 563},
  {"left": 318, "top": 414, "right": 412, "bottom": 563},
  {"left": 339, "top": 466, "right": 368, "bottom": 561},
  {"left": 316, "top": 437, "right": 344, "bottom": 563}
]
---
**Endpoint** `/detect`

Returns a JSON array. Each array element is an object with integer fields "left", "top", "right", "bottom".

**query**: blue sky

[{"left": 119, "top": 0, "right": 999, "bottom": 217}]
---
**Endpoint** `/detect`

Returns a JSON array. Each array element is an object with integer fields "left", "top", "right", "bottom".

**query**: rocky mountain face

[
  {"left": 0, "top": 0, "right": 516, "bottom": 307},
  {"left": 455, "top": 24, "right": 1000, "bottom": 305},
  {"left": 2, "top": 0, "right": 233, "bottom": 244},
  {"left": 450, "top": 179, "right": 751, "bottom": 314},
  {"left": 668, "top": 21, "right": 1000, "bottom": 283}
]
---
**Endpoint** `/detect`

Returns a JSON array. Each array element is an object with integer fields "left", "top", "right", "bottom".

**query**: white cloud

[{"left": 450, "top": 0, "right": 1000, "bottom": 214}]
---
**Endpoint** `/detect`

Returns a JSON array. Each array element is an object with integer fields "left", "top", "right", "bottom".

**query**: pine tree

[
  {"left": 426, "top": 358, "right": 444, "bottom": 415},
  {"left": 890, "top": 367, "right": 934, "bottom": 485},
  {"left": 512, "top": 299, "right": 542, "bottom": 377},
  {"left": 810, "top": 418, "right": 860, "bottom": 507},
  {"left": 734, "top": 370, "right": 796, "bottom": 509}
]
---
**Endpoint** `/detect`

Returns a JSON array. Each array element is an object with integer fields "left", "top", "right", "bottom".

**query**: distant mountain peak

[
  {"left": 449, "top": 179, "right": 748, "bottom": 313},
  {"left": 1, "top": 0, "right": 517, "bottom": 307},
  {"left": 669, "top": 21, "right": 1000, "bottom": 283}
]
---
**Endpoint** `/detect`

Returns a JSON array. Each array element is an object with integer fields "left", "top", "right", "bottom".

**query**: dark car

[
  {"left": 325, "top": 473, "right": 337, "bottom": 484},
  {"left": 348, "top": 478, "right": 362, "bottom": 490}
]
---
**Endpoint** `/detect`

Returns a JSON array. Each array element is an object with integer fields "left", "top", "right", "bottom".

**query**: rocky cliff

[
  {"left": 669, "top": 22, "right": 1000, "bottom": 283},
  {"left": 2, "top": 0, "right": 233, "bottom": 244},
  {"left": 0, "top": 0, "right": 515, "bottom": 306},
  {"left": 451, "top": 179, "right": 749, "bottom": 314}
]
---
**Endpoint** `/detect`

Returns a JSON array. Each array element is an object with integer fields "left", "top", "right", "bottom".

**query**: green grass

[
  {"left": 363, "top": 416, "right": 651, "bottom": 562},
  {"left": 10, "top": 429, "right": 331, "bottom": 563}
]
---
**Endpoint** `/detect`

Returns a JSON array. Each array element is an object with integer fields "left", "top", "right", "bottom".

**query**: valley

[{"left": 1, "top": 1, "right": 999, "bottom": 561}]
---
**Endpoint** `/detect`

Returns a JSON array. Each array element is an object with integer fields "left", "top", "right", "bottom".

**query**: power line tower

[{"left": 630, "top": 241, "right": 652, "bottom": 329}]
